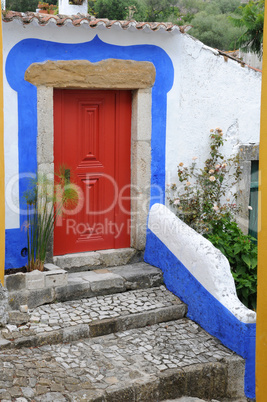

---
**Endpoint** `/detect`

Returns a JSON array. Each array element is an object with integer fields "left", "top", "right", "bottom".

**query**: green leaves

[
  {"left": 229, "top": 0, "right": 264, "bottom": 58},
  {"left": 206, "top": 218, "right": 257, "bottom": 310},
  {"left": 189, "top": 11, "right": 244, "bottom": 51},
  {"left": 168, "top": 128, "right": 241, "bottom": 235},
  {"left": 176, "top": 0, "right": 244, "bottom": 51},
  {"left": 168, "top": 127, "right": 257, "bottom": 311},
  {"left": 6, "top": 0, "right": 57, "bottom": 12}
]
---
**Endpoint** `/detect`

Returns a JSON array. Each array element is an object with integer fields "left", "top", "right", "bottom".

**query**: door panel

[{"left": 53, "top": 89, "right": 131, "bottom": 255}]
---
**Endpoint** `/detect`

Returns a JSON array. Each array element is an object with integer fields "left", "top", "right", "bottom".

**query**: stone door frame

[{"left": 25, "top": 59, "right": 156, "bottom": 257}]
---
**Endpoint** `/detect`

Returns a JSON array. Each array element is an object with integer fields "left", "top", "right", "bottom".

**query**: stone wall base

[{"left": 0, "top": 283, "right": 8, "bottom": 327}]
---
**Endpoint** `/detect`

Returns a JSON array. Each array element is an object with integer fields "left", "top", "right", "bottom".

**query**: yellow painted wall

[
  {"left": 256, "top": 1, "right": 267, "bottom": 398},
  {"left": 0, "top": 14, "right": 4, "bottom": 286}
]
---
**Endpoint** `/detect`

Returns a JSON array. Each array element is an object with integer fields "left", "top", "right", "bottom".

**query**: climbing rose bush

[
  {"left": 168, "top": 128, "right": 242, "bottom": 234},
  {"left": 168, "top": 128, "right": 257, "bottom": 310}
]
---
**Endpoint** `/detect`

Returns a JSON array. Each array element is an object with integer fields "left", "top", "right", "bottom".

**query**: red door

[{"left": 53, "top": 89, "right": 131, "bottom": 255}]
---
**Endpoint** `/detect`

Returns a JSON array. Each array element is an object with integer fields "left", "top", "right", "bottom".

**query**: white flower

[
  {"left": 213, "top": 204, "right": 219, "bottom": 211},
  {"left": 248, "top": 206, "right": 253, "bottom": 210},
  {"left": 209, "top": 169, "right": 214, "bottom": 174},
  {"left": 186, "top": 181, "right": 191, "bottom": 186},
  {"left": 192, "top": 156, "right": 198, "bottom": 161},
  {"left": 222, "top": 163, "right": 227, "bottom": 168},
  {"left": 215, "top": 164, "right": 220, "bottom": 169},
  {"left": 173, "top": 199, "right": 180, "bottom": 205},
  {"left": 209, "top": 176, "right": 216, "bottom": 182}
]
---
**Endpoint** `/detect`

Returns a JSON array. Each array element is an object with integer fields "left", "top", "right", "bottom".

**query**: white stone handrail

[{"left": 148, "top": 203, "right": 256, "bottom": 324}]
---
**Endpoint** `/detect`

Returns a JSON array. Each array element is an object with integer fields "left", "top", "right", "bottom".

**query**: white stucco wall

[
  {"left": 166, "top": 34, "right": 261, "bottom": 190},
  {"left": 3, "top": 20, "right": 261, "bottom": 229},
  {"left": 239, "top": 50, "right": 262, "bottom": 70}
]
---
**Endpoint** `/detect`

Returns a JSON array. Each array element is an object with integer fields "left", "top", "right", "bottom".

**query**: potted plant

[
  {"left": 23, "top": 167, "right": 78, "bottom": 272},
  {"left": 37, "top": 2, "right": 57, "bottom": 14},
  {"left": 69, "top": 0, "right": 84, "bottom": 5}
]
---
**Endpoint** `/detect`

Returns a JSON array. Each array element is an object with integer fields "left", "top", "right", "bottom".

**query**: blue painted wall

[
  {"left": 144, "top": 229, "right": 256, "bottom": 399},
  {"left": 5, "top": 35, "right": 174, "bottom": 268}
]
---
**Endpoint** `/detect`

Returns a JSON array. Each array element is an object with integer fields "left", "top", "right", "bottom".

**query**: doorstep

[{"left": 53, "top": 247, "right": 142, "bottom": 272}]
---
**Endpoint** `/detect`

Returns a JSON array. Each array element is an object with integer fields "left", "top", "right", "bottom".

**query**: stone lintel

[{"left": 25, "top": 59, "right": 156, "bottom": 89}]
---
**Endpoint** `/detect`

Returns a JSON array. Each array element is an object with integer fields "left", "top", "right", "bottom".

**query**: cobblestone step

[
  {"left": 0, "top": 319, "right": 245, "bottom": 401},
  {"left": 1, "top": 286, "right": 187, "bottom": 350},
  {"left": 1, "top": 261, "right": 247, "bottom": 401},
  {"left": 163, "top": 398, "right": 247, "bottom": 402},
  {"left": 7, "top": 262, "right": 163, "bottom": 310},
  {"left": 7, "top": 262, "right": 163, "bottom": 311}
]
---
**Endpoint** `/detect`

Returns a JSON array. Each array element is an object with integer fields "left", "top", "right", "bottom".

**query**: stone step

[
  {"left": 1, "top": 286, "right": 187, "bottom": 350},
  {"left": 7, "top": 262, "right": 163, "bottom": 310},
  {"left": 0, "top": 318, "right": 245, "bottom": 401},
  {"left": 53, "top": 248, "right": 142, "bottom": 272}
]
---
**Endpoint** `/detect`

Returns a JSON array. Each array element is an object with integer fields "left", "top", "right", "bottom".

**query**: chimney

[{"left": 58, "top": 0, "right": 88, "bottom": 15}]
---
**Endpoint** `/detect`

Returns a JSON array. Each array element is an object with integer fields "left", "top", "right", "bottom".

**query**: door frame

[
  {"left": 27, "top": 59, "right": 155, "bottom": 259},
  {"left": 53, "top": 89, "right": 132, "bottom": 254}
]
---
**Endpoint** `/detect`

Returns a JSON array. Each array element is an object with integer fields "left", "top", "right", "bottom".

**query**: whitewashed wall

[
  {"left": 166, "top": 34, "right": 261, "bottom": 189},
  {"left": 239, "top": 50, "right": 262, "bottom": 70},
  {"left": 3, "top": 21, "right": 261, "bottom": 229}
]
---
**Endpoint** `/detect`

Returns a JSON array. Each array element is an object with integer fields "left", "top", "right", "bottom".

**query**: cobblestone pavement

[
  {"left": 164, "top": 399, "right": 247, "bottom": 402},
  {"left": 164, "top": 399, "right": 220, "bottom": 402},
  {"left": 0, "top": 318, "right": 240, "bottom": 401},
  {"left": 1, "top": 286, "right": 182, "bottom": 342}
]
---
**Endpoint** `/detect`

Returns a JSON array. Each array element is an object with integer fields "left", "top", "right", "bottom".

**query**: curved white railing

[{"left": 147, "top": 203, "right": 256, "bottom": 324}]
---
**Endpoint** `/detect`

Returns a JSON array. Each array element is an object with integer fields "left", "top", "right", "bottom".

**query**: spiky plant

[{"left": 23, "top": 169, "right": 78, "bottom": 272}]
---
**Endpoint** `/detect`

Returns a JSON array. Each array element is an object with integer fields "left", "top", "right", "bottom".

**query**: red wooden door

[{"left": 53, "top": 89, "right": 131, "bottom": 255}]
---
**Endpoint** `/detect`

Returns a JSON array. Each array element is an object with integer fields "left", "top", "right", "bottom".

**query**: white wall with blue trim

[
  {"left": 3, "top": 16, "right": 260, "bottom": 398},
  {"left": 3, "top": 21, "right": 261, "bottom": 270}
]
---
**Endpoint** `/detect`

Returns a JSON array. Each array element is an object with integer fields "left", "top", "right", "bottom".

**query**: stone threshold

[{"left": 53, "top": 247, "right": 142, "bottom": 272}]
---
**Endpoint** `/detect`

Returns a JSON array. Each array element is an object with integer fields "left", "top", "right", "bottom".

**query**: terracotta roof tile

[
  {"left": 217, "top": 49, "right": 262, "bottom": 72},
  {"left": 2, "top": 10, "right": 190, "bottom": 33}
]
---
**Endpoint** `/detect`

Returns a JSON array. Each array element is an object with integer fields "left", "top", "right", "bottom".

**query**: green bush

[
  {"left": 168, "top": 128, "right": 242, "bottom": 234},
  {"left": 205, "top": 218, "right": 257, "bottom": 310},
  {"left": 168, "top": 128, "right": 257, "bottom": 310}
]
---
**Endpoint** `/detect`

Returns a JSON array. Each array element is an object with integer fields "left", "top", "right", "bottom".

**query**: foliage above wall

[
  {"left": 6, "top": 0, "right": 56, "bottom": 12},
  {"left": 229, "top": 0, "right": 264, "bottom": 58},
  {"left": 6, "top": 0, "right": 263, "bottom": 53}
]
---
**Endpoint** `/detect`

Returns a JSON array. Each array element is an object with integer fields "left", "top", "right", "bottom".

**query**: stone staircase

[{"left": 0, "top": 257, "right": 247, "bottom": 401}]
